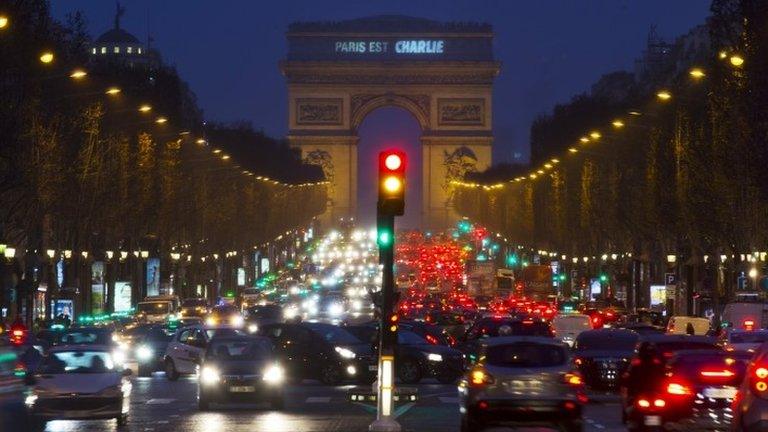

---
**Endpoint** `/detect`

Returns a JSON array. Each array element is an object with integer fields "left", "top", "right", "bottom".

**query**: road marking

[
  {"left": 146, "top": 398, "right": 175, "bottom": 404},
  {"left": 439, "top": 397, "right": 459, "bottom": 404},
  {"left": 306, "top": 396, "right": 331, "bottom": 403},
  {"left": 393, "top": 402, "right": 415, "bottom": 419}
]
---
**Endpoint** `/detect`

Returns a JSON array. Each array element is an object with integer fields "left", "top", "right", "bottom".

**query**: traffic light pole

[{"left": 370, "top": 213, "right": 400, "bottom": 432}]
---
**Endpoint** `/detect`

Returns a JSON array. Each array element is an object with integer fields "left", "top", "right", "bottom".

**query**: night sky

[{"left": 52, "top": 0, "right": 712, "bottom": 228}]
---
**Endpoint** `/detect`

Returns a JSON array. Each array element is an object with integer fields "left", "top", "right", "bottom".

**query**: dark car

[
  {"left": 180, "top": 298, "right": 209, "bottom": 318},
  {"left": 259, "top": 322, "right": 376, "bottom": 385},
  {"left": 56, "top": 327, "right": 115, "bottom": 347},
  {"left": 347, "top": 326, "right": 465, "bottom": 384},
  {"left": 636, "top": 334, "right": 720, "bottom": 362},
  {"left": 207, "top": 305, "right": 244, "bottom": 327},
  {"left": 133, "top": 326, "right": 174, "bottom": 377},
  {"left": 614, "top": 322, "right": 665, "bottom": 336},
  {"left": 573, "top": 329, "right": 639, "bottom": 391},
  {"left": 197, "top": 336, "right": 284, "bottom": 410},
  {"left": 244, "top": 305, "right": 284, "bottom": 330},
  {"left": 458, "top": 317, "right": 555, "bottom": 362}
]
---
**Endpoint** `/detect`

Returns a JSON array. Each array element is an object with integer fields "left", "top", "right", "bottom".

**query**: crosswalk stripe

[
  {"left": 306, "top": 396, "right": 331, "bottom": 403},
  {"left": 439, "top": 397, "right": 459, "bottom": 404}
]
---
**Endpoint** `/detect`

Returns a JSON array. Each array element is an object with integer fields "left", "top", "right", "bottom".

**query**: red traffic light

[
  {"left": 379, "top": 149, "right": 407, "bottom": 174},
  {"left": 384, "top": 154, "right": 402, "bottom": 170}
]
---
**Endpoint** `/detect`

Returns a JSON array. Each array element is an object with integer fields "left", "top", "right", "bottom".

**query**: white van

[
  {"left": 666, "top": 316, "right": 711, "bottom": 335},
  {"left": 722, "top": 302, "right": 768, "bottom": 331},
  {"left": 553, "top": 314, "right": 592, "bottom": 347}
]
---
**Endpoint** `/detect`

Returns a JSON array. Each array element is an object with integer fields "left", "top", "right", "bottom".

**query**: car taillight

[
  {"left": 470, "top": 369, "right": 494, "bottom": 386},
  {"left": 637, "top": 398, "right": 666, "bottom": 409},
  {"left": 743, "top": 320, "right": 755, "bottom": 331},
  {"left": 666, "top": 382, "right": 692, "bottom": 396},
  {"left": 751, "top": 366, "right": 768, "bottom": 398},
  {"left": 700, "top": 369, "right": 736, "bottom": 380},
  {"left": 574, "top": 357, "right": 583, "bottom": 366},
  {"left": 564, "top": 372, "right": 583, "bottom": 386},
  {"left": 425, "top": 334, "right": 439, "bottom": 345}
]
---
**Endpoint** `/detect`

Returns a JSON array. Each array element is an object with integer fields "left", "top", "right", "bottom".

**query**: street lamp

[
  {"left": 63, "top": 250, "right": 72, "bottom": 259},
  {"left": 0, "top": 15, "right": 8, "bottom": 29},
  {"left": 140, "top": 250, "right": 149, "bottom": 259},
  {"left": 46, "top": 249, "right": 56, "bottom": 259},
  {"left": 170, "top": 252, "right": 181, "bottom": 261},
  {"left": 589, "top": 131, "right": 601, "bottom": 140},
  {"left": 568, "top": 148, "right": 578, "bottom": 153},
  {"left": 39, "top": 51, "right": 54, "bottom": 64},
  {"left": 138, "top": 104, "right": 152, "bottom": 113},
  {"left": 656, "top": 91, "right": 672, "bottom": 101},
  {"left": 4, "top": 247, "right": 15, "bottom": 259},
  {"left": 106, "top": 251, "right": 114, "bottom": 260},
  {"left": 70, "top": 69, "right": 87, "bottom": 79},
  {"left": 579, "top": 137, "right": 590, "bottom": 144},
  {"left": 155, "top": 116, "right": 168, "bottom": 124},
  {"left": 120, "top": 251, "right": 128, "bottom": 260},
  {"left": 729, "top": 55, "right": 745, "bottom": 67},
  {"left": 666, "top": 254, "right": 677, "bottom": 264},
  {"left": 689, "top": 68, "right": 705, "bottom": 79},
  {"left": 81, "top": 251, "right": 88, "bottom": 259},
  {"left": 105, "top": 87, "right": 121, "bottom": 96},
  {"left": 612, "top": 120, "right": 625, "bottom": 128}
]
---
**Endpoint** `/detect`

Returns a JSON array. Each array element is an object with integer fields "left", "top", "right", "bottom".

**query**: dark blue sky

[{"left": 52, "top": 0, "right": 711, "bottom": 162}]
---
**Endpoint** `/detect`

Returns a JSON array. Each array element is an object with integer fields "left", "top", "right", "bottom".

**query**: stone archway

[{"left": 281, "top": 15, "right": 500, "bottom": 229}]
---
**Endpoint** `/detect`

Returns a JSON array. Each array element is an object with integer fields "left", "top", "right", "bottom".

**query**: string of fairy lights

[{"left": 452, "top": 50, "right": 746, "bottom": 191}]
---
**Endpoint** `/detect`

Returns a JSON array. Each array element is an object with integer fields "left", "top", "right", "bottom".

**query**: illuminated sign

[{"left": 334, "top": 40, "right": 445, "bottom": 55}]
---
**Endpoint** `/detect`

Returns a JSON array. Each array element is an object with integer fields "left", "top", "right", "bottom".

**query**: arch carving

[{"left": 350, "top": 94, "right": 431, "bottom": 131}]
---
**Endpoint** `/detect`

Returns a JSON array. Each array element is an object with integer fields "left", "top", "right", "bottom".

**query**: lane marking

[
  {"left": 146, "top": 398, "right": 175, "bottom": 404},
  {"left": 393, "top": 402, "right": 415, "bottom": 419},
  {"left": 439, "top": 397, "right": 459, "bottom": 404},
  {"left": 306, "top": 396, "right": 331, "bottom": 403}
]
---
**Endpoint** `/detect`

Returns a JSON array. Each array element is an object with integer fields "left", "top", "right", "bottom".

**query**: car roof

[
  {"left": 481, "top": 336, "right": 566, "bottom": 347},
  {"left": 640, "top": 334, "right": 716, "bottom": 343},
  {"left": 49, "top": 344, "right": 112, "bottom": 352}
]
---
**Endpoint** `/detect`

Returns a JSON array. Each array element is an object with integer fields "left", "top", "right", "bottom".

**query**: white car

[
  {"left": 163, "top": 325, "right": 246, "bottom": 380},
  {"left": 720, "top": 328, "right": 768, "bottom": 354},
  {"left": 26, "top": 345, "right": 132, "bottom": 429},
  {"left": 552, "top": 314, "right": 592, "bottom": 347}
]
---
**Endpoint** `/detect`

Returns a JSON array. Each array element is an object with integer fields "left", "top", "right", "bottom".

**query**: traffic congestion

[{"left": 1, "top": 223, "right": 767, "bottom": 431}]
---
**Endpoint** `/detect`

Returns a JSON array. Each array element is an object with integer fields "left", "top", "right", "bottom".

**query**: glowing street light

[
  {"left": 729, "top": 55, "right": 744, "bottom": 67},
  {"left": 589, "top": 131, "right": 601, "bottom": 140},
  {"left": 612, "top": 120, "right": 625, "bottom": 128},
  {"left": 568, "top": 147, "right": 578, "bottom": 153},
  {"left": 39, "top": 51, "right": 54, "bottom": 64},
  {"left": 579, "top": 137, "right": 590, "bottom": 144},
  {"left": 70, "top": 69, "right": 87, "bottom": 79},
  {"left": 155, "top": 116, "right": 168, "bottom": 124},
  {"left": 656, "top": 90, "right": 672, "bottom": 101},
  {"left": 0, "top": 15, "right": 9, "bottom": 29},
  {"left": 105, "top": 87, "right": 121, "bottom": 95},
  {"left": 550, "top": 158, "right": 560, "bottom": 164},
  {"left": 689, "top": 68, "right": 706, "bottom": 79},
  {"left": 138, "top": 104, "right": 152, "bottom": 113},
  {"left": 221, "top": 154, "right": 230, "bottom": 160}
]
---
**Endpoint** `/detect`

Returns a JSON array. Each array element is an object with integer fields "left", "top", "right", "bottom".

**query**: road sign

[{"left": 665, "top": 273, "right": 677, "bottom": 285}]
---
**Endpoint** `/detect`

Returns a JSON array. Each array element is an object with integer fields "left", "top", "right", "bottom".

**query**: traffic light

[
  {"left": 506, "top": 254, "right": 519, "bottom": 266},
  {"left": 377, "top": 227, "right": 393, "bottom": 247},
  {"left": 383, "top": 312, "right": 399, "bottom": 347},
  {"left": 378, "top": 150, "right": 406, "bottom": 216},
  {"left": 599, "top": 274, "right": 608, "bottom": 283}
]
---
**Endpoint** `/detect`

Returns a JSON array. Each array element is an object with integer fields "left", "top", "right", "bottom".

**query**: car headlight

[
  {"left": 136, "top": 345, "right": 154, "bottom": 362},
  {"left": 112, "top": 349, "right": 127, "bottom": 366},
  {"left": 329, "top": 303, "right": 344, "bottom": 317},
  {"left": 284, "top": 307, "right": 298, "bottom": 319},
  {"left": 427, "top": 353, "right": 443, "bottom": 362},
  {"left": 335, "top": 346, "right": 356, "bottom": 359},
  {"left": 263, "top": 364, "right": 284, "bottom": 384},
  {"left": 231, "top": 315, "right": 244, "bottom": 327},
  {"left": 247, "top": 324, "right": 258, "bottom": 334},
  {"left": 200, "top": 366, "right": 220, "bottom": 385},
  {"left": 205, "top": 317, "right": 217, "bottom": 326}
]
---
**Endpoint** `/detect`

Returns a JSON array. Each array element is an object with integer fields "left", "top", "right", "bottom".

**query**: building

[{"left": 89, "top": 2, "right": 157, "bottom": 68}]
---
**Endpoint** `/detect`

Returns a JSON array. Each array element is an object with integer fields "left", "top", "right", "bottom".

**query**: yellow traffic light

[{"left": 383, "top": 176, "right": 402, "bottom": 193}]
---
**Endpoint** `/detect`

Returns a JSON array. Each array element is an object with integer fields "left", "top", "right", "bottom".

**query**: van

[
  {"left": 552, "top": 314, "right": 592, "bottom": 346},
  {"left": 666, "top": 316, "right": 711, "bottom": 335},
  {"left": 722, "top": 302, "right": 768, "bottom": 331}
]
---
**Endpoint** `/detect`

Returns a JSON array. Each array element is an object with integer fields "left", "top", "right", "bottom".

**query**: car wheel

[
  {"left": 319, "top": 364, "right": 343, "bottom": 385},
  {"left": 397, "top": 358, "right": 423, "bottom": 384},
  {"left": 164, "top": 359, "right": 179, "bottom": 381},
  {"left": 198, "top": 396, "right": 210, "bottom": 411},
  {"left": 561, "top": 419, "right": 582, "bottom": 432},
  {"left": 138, "top": 364, "right": 152, "bottom": 377},
  {"left": 116, "top": 413, "right": 128, "bottom": 427}
]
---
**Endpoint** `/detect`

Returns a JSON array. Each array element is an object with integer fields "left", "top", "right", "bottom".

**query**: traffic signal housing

[{"left": 378, "top": 150, "right": 406, "bottom": 216}]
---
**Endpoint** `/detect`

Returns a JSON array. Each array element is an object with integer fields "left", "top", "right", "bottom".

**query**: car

[
  {"left": 722, "top": 301, "right": 768, "bottom": 331},
  {"left": 614, "top": 322, "right": 665, "bottom": 336},
  {"left": 347, "top": 325, "right": 464, "bottom": 384},
  {"left": 657, "top": 350, "right": 749, "bottom": 430},
  {"left": 259, "top": 322, "right": 376, "bottom": 385},
  {"left": 132, "top": 326, "right": 174, "bottom": 377},
  {"left": 458, "top": 316, "right": 555, "bottom": 363},
  {"left": 457, "top": 337, "right": 585, "bottom": 432},
  {"left": 136, "top": 299, "right": 177, "bottom": 323},
  {"left": 197, "top": 335, "right": 284, "bottom": 410},
  {"left": 56, "top": 327, "right": 128, "bottom": 369},
  {"left": 573, "top": 329, "right": 638, "bottom": 391},
  {"left": 244, "top": 304, "right": 284, "bottom": 333},
  {"left": 180, "top": 298, "right": 209, "bottom": 317},
  {"left": 206, "top": 305, "right": 245, "bottom": 327},
  {"left": 552, "top": 314, "right": 592, "bottom": 347},
  {"left": 732, "top": 343, "right": 768, "bottom": 432},
  {"left": 163, "top": 325, "right": 246, "bottom": 380},
  {"left": 0, "top": 345, "right": 27, "bottom": 431},
  {"left": 666, "top": 316, "right": 711, "bottom": 335},
  {"left": 26, "top": 345, "right": 132, "bottom": 429},
  {"left": 637, "top": 334, "right": 720, "bottom": 362},
  {"left": 719, "top": 329, "right": 768, "bottom": 354}
]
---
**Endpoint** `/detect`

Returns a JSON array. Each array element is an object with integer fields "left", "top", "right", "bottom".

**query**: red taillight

[
  {"left": 744, "top": 320, "right": 755, "bottom": 331},
  {"left": 425, "top": 334, "right": 439, "bottom": 345},
  {"left": 700, "top": 369, "right": 735, "bottom": 378},
  {"left": 751, "top": 366, "right": 768, "bottom": 397},
  {"left": 653, "top": 399, "right": 666, "bottom": 408},
  {"left": 637, "top": 398, "right": 650, "bottom": 408},
  {"left": 666, "top": 382, "right": 692, "bottom": 396},
  {"left": 574, "top": 357, "right": 583, "bottom": 366},
  {"left": 564, "top": 372, "right": 583, "bottom": 386}
]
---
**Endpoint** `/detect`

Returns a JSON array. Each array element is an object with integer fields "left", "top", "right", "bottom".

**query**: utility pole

[{"left": 370, "top": 150, "right": 406, "bottom": 432}]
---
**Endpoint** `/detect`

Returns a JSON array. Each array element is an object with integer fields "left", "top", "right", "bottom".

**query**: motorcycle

[{"left": 624, "top": 394, "right": 667, "bottom": 432}]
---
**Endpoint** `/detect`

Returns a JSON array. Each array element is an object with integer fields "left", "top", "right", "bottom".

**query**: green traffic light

[
  {"left": 600, "top": 274, "right": 608, "bottom": 282},
  {"left": 506, "top": 254, "right": 519, "bottom": 266},
  {"left": 559, "top": 274, "right": 567, "bottom": 282},
  {"left": 378, "top": 229, "right": 393, "bottom": 247}
]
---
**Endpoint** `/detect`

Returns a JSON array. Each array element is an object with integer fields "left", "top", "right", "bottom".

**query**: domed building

[{"left": 89, "top": 2, "right": 156, "bottom": 68}]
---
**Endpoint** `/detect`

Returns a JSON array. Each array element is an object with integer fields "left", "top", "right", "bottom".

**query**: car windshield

[
  {"left": 59, "top": 330, "right": 111, "bottom": 345},
  {"left": 656, "top": 341, "right": 718, "bottom": 356},
  {"left": 473, "top": 320, "right": 552, "bottom": 338},
  {"left": 205, "top": 328, "right": 246, "bottom": 339},
  {"left": 730, "top": 332, "right": 768, "bottom": 344},
  {"left": 182, "top": 299, "right": 207, "bottom": 307},
  {"left": 206, "top": 339, "right": 272, "bottom": 361},
  {"left": 138, "top": 302, "right": 171, "bottom": 314},
  {"left": 306, "top": 324, "right": 361, "bottom": 345},
  {"left": 246, "top": 306, "right": 281, "bottom": 319},
  {"left": 576, "top": 332, "right": 638, "bottom": 351},
  {"left": 486, "top": 342, "right": 567, "bottom": 368},
  {"left": 212, "top": 306, "right": 239, "bottom": 316},
  {"left": 40, "top": 350, "right": 115, "bottom": 374}
]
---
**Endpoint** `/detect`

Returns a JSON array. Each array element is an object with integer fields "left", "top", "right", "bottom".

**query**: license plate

[
  {"left": 229, "top": 386, "right": 255, "bottom": 393},
  {"left": 369, "top": 365, "right": 378, "bottom": 371},
  {"left": 644, "top": 416, "right": 662, "bottom": 426},
  {"left": 703, "top": 387, "right": 737, "bottom": 399}
]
